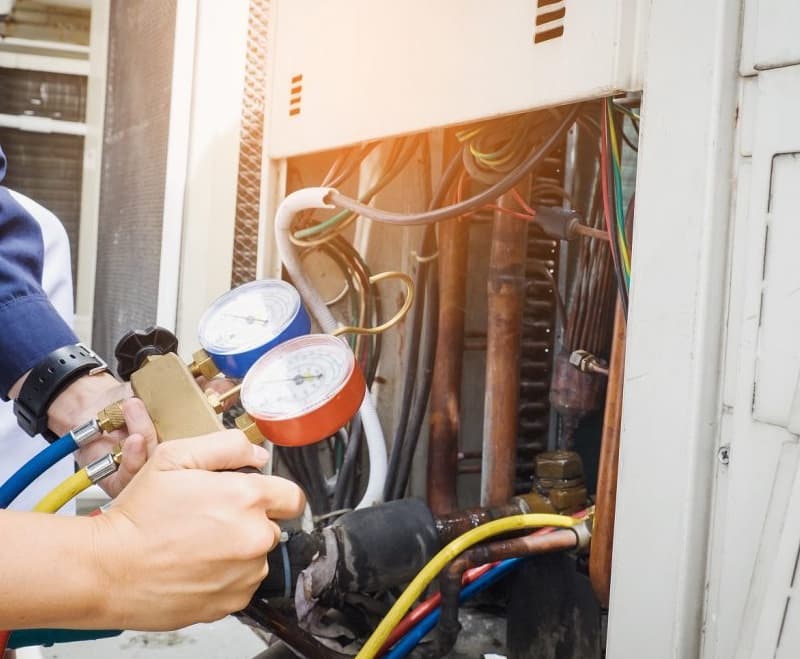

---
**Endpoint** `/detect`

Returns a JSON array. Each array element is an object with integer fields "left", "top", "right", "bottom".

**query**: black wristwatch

[{"left": 13, "top": 343, "right": 108, "bottom": 440}]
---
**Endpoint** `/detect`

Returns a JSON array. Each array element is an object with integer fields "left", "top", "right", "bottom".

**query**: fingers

[
  {"left": 116, "top": 433, "right": 148, "bottom": 487},
  {"left": 121, "top": 398, "right": 158, "bottom": 455},
  {"left": 247, "top": 474, "right": 307, "bottom": 520},
  {"left": 154, "top": 430, "right": 269, "bottom": 472}
]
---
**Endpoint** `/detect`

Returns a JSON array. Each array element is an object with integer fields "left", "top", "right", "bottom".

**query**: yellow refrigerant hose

[
  {"left": 355, "top": 513, "right": 581, "bottom": 658},
  {"left": 33, "top": 451, "right": 120, "bottom": 514},
  {"left": 32, "top": 469, "right": 92, "bottom": 513}
]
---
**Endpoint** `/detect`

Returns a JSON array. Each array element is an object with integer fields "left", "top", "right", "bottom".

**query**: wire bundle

[{"left": 600, "top": 98, "right": 633, "bottom": 317}]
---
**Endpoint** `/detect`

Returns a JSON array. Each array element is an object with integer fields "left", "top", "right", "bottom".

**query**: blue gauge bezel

[{"left": 199, "top": 280, "right": 311, "bottom": 378}]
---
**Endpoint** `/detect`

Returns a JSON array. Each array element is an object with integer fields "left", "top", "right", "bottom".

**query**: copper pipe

[
  {"left": 427, "top": 216, "right": 469, "bottom": 514},
  {"left": 589, "top": 300, "right": 626, "bottom": 608},
  {"left": 481, "top": 192, "right": 528, "bottom": 506},
  {"left": 243, "top": 601, "right": 349, "bottom": 659},
  {"left": 436, "top": 528, "right": 578, "bottom": 655}
]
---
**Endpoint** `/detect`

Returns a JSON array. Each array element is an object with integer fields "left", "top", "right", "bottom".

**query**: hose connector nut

[
  {"left": 71, "top": 418, "right": 103, "bottom": 447},
  {"left": 86, "top": 453, "right": 119, "bottom": 484}
]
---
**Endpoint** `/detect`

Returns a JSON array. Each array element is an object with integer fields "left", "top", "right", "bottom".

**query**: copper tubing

[
  {"left": 481, "top": 193, "right": 528, "bottom": 506},
  {"left": 427, "top": 217, "right": 470, "bottom": 515},
  {"left": 434, "top": 501, "right": 527, "bottom": 544},
  {"left": 436, "top": 528, "right": 578, "bottom": 655},
  {"left": 589, "top": 300, "right": 626, "bottom": 608},
  {"left": 243, "top": 601, "right": 349, "bottom": 659}
]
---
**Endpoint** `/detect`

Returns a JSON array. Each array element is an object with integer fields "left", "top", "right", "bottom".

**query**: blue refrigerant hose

[
  {"left": 0, "top": 433, "right": 78, "bottom": 508},
  {"left": 385, "top": 557, "right": 525, "bottom": 659}
]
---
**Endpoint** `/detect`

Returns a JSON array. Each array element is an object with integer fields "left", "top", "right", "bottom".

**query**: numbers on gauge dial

[
  {"left": 243, "top": 339, "right": 353, "bottom": 419},
  {"left": 200, "top": 281, "right": 300, "bottom": 354}
]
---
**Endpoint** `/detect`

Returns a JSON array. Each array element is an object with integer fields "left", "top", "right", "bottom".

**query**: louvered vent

[
  {"left": 289, "top": 74, "right": 302, "bottom": 117},
  {"left": 534, "top": 0, "right": 566, "bottom": 44}
]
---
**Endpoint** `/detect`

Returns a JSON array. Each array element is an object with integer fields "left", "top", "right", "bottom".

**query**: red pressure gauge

[{"left": 240, "top": 334, "right": 365, "bottom": 446}]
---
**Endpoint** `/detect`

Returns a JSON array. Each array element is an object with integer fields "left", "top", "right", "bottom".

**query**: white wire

[{"left": 274, "top": 188, "right": 387, "bottom": 508}]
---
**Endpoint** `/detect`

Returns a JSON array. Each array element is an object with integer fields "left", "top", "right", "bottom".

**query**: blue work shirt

[{"left": 0, "top": 146, "right": 78, "bottom": 398}]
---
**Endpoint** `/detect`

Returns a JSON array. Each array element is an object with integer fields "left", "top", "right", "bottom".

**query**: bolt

[{"left": 718, "top": 446, "right": 730, "bottom": 465}]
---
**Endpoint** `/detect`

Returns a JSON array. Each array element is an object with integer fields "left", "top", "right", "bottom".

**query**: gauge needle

[
  {"left": 261, "top": 373, "right": 323, "bottom": 385},
  {"left": 224, "top": 313, "right": 270, "bottom": 325}
]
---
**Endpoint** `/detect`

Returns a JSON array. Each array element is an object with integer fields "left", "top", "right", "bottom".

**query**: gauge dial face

[
  {"left": 198, "top": 280, "right": 302, "bottom": 355},
  {"left": 241, "top": 335, "right": 355, "bottom": 420}
]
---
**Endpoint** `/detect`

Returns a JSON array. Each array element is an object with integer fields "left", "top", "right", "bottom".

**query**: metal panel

[
  {"left": 92, "top": 0, "right": 175, "bottom": 363},
  {"left": 266, "top": 0, "right": 648, "bottom": 157},
  {"left": 752, "top": 153, "right": 800, "bottom": 426},
  {"left": 606, "top": 0, "right": 742, "bottom": 656},
  {"left": 740, "top": 0, "right": 800, "bottom": 73}
]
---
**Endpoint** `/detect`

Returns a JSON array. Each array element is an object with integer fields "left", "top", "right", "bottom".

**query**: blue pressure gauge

[{"left": 198, "top": 279, "right": 311, "bottom": 378}]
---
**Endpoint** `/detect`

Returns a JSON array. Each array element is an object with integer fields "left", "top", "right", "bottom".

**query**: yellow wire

[
  {"left": 33, "top": 468, "right": 92, "bottom": 514},
  {"left": 355, "top": 513, "right": 579, "bottom": 658},
  {"left": 606, "top": 105, "right": 632, "bottom": 276}
]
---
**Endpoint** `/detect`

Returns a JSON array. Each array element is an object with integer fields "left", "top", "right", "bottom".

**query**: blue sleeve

[{"left": 0, "top": 147, "right": 78, "bottom": 399}]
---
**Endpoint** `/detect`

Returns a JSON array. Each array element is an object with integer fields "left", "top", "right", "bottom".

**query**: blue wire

[
  {"left": 0, "top": 433, "right": 78, "bottom": 508},
  {"left": 385, "top": 557, "right": 524, "bottom": 659}
]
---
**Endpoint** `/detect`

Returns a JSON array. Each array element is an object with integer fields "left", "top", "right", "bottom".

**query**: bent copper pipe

[
  {"left": 436, "top": 528, "right": 578, "bottom": 655},
  {"left": 427, "top": 216, "right": 469, "bottom": 515},
  {"left": 589, "top": 300, "right": 626, "bottom": 608},
  {"left": 481, "top": 193, "right": 528, "bottom": 506}
]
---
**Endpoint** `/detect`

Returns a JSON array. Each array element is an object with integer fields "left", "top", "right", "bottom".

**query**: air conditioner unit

[{"left": 266, "top": 0, "right": 648, "bottom": 158}]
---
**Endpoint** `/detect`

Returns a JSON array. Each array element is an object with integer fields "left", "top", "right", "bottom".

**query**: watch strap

[{"left": 13, "top": 343, "right": 108, "bottom": 440}]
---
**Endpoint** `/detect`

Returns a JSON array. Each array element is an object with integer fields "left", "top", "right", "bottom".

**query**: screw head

[{"left": 718, "top": 446, "right": 730, "bottom": 465}]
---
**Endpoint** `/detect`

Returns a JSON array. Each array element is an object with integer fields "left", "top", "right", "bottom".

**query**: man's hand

[{"left": 90, "top": 430, "right": 306, "bottom": 630}]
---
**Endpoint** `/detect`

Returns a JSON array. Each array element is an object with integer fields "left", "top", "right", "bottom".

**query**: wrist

[
  {"left": 47, "top": 372, "right": 123, "bottom": 437},
  {"left": 85, "top": 512, "right": 122, "bottom": 629}
]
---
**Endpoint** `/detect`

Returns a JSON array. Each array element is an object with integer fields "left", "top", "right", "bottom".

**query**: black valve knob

[{"left": 114, "top": 325, "right": 179, "bottom": 381}]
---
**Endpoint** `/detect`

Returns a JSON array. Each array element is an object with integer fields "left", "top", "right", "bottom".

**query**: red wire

[{"left": 0, "top": 629, "right": 10, "bottom": 656}]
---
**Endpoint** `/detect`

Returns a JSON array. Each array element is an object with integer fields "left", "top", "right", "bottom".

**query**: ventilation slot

[
  {"left": 534, "top": 0, "right": 566, "bottom": 44},
  {"left": 289, "top": 74, "right": 302, "bottom": 117}
]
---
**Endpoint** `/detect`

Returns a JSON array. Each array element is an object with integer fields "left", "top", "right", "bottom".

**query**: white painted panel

[
  {"left": 741, "top": 0, "right": 800, "bottom": 72},
  {"left": 266, "top": 0, "right": 648, "bottom": 157},
  {"left": 753, "top": 153, "right": 800, "bottom": 425}
]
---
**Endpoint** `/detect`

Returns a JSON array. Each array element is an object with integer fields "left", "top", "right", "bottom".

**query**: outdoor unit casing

[{"left": 266, "top": 0, "right": 648, "bottom": 158}]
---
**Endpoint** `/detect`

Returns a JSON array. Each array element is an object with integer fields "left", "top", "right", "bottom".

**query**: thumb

[{"left": 153, "top": 430, "right": 269, "bottom": 473}]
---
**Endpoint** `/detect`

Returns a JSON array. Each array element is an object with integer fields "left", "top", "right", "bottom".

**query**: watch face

[
  {"left": 241, "top": 334, "right": 356, "bottom": 420},
  {"left": 198, "top": 280, "right": 303, "bottom": 355}
]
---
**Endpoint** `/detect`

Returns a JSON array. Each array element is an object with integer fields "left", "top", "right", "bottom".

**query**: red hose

[{"left": 0, "top": 629, "right": 10, "bottom": 656}]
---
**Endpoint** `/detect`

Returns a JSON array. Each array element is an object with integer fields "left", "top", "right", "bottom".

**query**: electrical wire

[
  {"left": 32, "top": 468, "right": 92, "bottom": 514},
  {"left": 0, "top": 433, "right": 78, "bottom": 508},
  {"left": 0, "top": 629, "right": 9, "bottom": 656},
  {"left": 328, "top": 104, "right": 581, "bottom": 226},
  {"left": 274, "top": 189, "right": 389, "bottom": 510},
  {"left": 354, "top": 513, "right": 579, "bottom": 658},
  {"left": 600, "top": 102, "right": 630, "bottom": 318},
  {"left": 383, "top": 558, "right": 523, "bottom": 659}
]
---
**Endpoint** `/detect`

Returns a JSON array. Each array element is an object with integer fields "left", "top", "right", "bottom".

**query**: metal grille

[
  {"left": 516, "top": 154, "right": 564, "bottom": 492},
  {"left": 231, "top": 0, "right": 271, "bottom": 287},
  {"left": 93, "top": 0, "right": 176, "bottom": 362},
  {"left": 0, "top": 128, "right": 83, "bottom": 287},
  {"left": 0, "top": 68, "right": 87, "bottom": 121}
]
